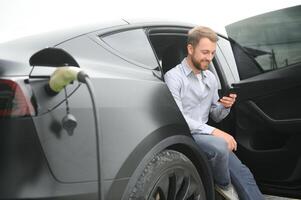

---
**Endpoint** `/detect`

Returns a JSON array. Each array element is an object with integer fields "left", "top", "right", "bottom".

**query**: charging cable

[{"left": 47, "top": 67, "right": 103, "bottom": 200}]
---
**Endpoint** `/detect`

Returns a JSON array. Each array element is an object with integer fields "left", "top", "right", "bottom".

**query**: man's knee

[
  {"left": 192, "top": 135, "right": 229, "bottom": 160},
  {"left": 214, "top": 138, "right": 228, "bottom": 154},
  {"left": 210, "top": 138, "right": 229, "bottom": 161}
]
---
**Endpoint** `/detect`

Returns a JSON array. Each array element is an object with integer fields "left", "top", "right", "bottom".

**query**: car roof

[
  {"left": 0, "top": 20, "right": 195, "bottom": 75},
  {"left": 0, "top": 20, "right": 195, "bottom": 61},
  {"left": 0, "top": 20, "right": 194, "bottom": 48}
]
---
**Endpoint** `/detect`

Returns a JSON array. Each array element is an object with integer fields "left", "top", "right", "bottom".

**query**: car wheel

[{"left": 129, "top": 150, "right": 206, "bottom": 200}]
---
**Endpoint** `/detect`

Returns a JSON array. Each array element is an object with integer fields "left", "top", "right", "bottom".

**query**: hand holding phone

[
  {"left": 223, "top": 87, "right": 236, "bottom": 97},
  {"left": 220, "top": 87, "right": 237, "bottom": 108}
]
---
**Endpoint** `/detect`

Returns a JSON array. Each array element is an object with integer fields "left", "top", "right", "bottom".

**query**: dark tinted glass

[
  {"left": 226, "top": 5, "right": 301, "bottom": 73},
  {"left": 101, "top": 29, "right": 158, "bottom": 69}
]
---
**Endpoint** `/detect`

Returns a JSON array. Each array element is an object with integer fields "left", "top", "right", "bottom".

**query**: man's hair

[{"left": 187, "top": 26, "right": 218, "bottom": 47}]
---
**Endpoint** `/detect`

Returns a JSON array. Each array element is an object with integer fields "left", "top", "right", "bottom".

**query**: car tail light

[{"left": 0, "top": 79, "right": 35, "bottom": 118}]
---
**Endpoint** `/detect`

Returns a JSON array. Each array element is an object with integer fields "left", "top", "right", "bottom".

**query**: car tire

[{"left": 128, "top": 150, "right": 206, "bottom": 200}]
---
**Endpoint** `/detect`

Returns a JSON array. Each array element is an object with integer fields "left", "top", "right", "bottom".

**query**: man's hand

[
  {"left": 212, "top": 128, "right": 237, "bottom": 151},
  {"left": 219, "top": 93, "right": 237, "bottom": 108}
]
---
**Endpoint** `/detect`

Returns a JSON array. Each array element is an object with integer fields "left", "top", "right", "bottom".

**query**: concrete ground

[
  {"left": 215, "top": 191, "right": 301, "bottom": 200},
  {"left": 264, "top": 195, "right": 300, "bottom": 200}
]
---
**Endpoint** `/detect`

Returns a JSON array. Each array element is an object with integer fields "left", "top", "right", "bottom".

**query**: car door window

[
  {"left": 226, "top": 5, "right": 301, "bottom": 79},
  {"left": 101, "top": 29, "right": 158, "bottom": 70},
  {"left": 148, "top": 29, "right": 188, "bottom": 74}
]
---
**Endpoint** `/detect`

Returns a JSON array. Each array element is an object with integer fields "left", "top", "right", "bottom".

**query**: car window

[
  {"left": 149, "top": 33, "right": 187, "bottom": 74},
  {"left": 226, "top": 5, "right": 301, "bottom": 76},
  {"left": 101, "top": 29, "right": 158, "bottom": 70}
]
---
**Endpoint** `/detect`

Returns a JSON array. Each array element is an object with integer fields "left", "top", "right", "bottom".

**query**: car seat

[{"left": 162, "top": 43, "right": 187, "bottom": 74}]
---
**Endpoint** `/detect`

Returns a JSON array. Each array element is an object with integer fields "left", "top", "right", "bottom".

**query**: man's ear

[{"left": 187, "top": 44, "right": 194, "bottom": 55}]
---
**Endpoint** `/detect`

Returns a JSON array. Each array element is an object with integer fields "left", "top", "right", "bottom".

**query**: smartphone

[{"left": 222, "top": 87, "right": 236, "bottom": 97}]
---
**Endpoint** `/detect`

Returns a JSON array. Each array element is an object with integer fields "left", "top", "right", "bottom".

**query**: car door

[{"left": 225, "top": 5, "right": 301, "bottom": 198}]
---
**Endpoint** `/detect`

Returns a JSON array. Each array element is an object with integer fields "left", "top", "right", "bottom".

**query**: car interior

[{"left": 149, "top": 33, "right": 187, "bottom": 74}]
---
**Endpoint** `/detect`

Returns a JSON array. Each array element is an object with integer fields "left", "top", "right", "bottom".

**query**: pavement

[
  {"left": 215, "top": 191, "right": 301, "bottom": 200},
  {"left": 264, "top": 195, "right": 300, "bottom": 200}
]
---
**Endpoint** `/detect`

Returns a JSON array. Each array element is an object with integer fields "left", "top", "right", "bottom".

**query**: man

[{"left": 164, "top": 26, "right": 264, "bottom": 200}]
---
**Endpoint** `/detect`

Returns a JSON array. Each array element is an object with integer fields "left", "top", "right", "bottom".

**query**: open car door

[{"left": 226, "top": 5, "right": 301, "bottom": 198}]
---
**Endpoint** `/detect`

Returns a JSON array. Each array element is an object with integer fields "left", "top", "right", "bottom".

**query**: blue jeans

[{"left": 192, "top": 134, "right": 264, "bottom": 200}]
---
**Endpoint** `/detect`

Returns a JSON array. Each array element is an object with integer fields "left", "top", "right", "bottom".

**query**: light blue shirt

[{"left": 164, "top": 58, "right": 230, "bottom": 135}]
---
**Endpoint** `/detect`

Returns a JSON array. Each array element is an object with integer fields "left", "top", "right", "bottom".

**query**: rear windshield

[{"left": 226, "top": 5, "right": 301, "bottom": 72}]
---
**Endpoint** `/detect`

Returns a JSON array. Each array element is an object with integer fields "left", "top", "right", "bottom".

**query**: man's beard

[{"left": 191, "top": 56, "right": 209, "bottom": 71}]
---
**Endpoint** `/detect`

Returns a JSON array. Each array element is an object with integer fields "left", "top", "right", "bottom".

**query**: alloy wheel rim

[{"left": 148, "top": 167, "right": 204, "bottom": 200}]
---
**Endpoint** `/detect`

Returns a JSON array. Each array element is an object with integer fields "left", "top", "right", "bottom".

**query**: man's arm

[
  {"left": 206, "top": 74, "right": 238, "bottom": 151},
  {"left": 209, "top": 75, "right": 236, "bottom": 122},
  {"left": 209, "top": 89, "right": 231, "bottom": 122},
  {"left": 165, "top": 72, "right": 215, "bottom": 135},
  {"left": 210, "top": 89, "right": 237, "bottom": 151}
]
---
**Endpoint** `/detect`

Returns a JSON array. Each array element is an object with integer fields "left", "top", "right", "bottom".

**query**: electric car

[{"left": 0, "top": 5, "right": 301, "bottom": 200}]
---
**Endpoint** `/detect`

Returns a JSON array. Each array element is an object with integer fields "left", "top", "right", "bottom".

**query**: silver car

[{"left": 0, "top": 5, "right": 300, "bottom": 200}]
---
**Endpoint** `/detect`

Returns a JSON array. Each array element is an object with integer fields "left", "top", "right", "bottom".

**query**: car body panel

[{"left": 55, "top": 33, "right": 190, "bottom": 180}]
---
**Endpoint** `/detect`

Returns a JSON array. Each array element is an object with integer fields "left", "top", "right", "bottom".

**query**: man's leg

[
  {"left": 229, "top": 152, "right": 264, "bottom": 200},
  {"left": 192, "top": 134, "right": 231, "bottom": 188}
]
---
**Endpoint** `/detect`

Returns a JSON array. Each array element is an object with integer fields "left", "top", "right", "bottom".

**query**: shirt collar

[
  {"left": 181, "top": 58, "right": 193, "bottom": 77},
  {"left": 181, "top": 58, "right": 208, "bottom": 78}
]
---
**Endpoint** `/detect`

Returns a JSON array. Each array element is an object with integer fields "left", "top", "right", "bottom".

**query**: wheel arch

[{"left": 105, "top": 125, "right": 215, "bottom": 200}]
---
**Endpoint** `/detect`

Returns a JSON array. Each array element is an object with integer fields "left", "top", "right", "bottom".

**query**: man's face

[{"left": 188, "top": 38, "right": 216, "bottom": 71}]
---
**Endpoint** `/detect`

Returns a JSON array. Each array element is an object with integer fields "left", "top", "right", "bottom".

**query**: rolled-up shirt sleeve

[{"left": 165, "top": 72, "right": 214, "bottom": 135}]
